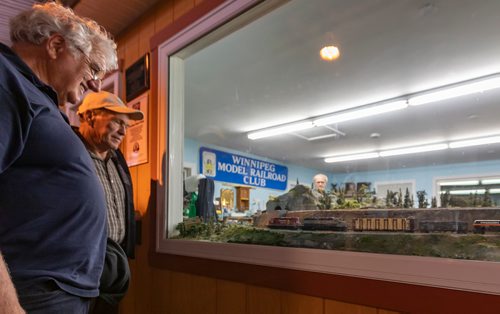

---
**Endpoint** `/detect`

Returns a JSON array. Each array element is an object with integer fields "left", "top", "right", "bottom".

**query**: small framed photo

[
  {"left": 357, "top": 182, "right": 371, "bottom": 192},
  {"left": 345, "top": 182, "right": 356, "bottom": 196},
  {"left": 125, "top": 53, "right": 150, "bottom": 102}
]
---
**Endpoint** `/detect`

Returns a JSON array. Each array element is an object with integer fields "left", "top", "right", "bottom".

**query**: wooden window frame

[{"left": 150, "top": 0, "right": 500, "bottom": 300}]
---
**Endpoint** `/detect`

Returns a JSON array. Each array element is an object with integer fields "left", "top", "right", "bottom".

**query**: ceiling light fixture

[
  {"left": 323, "top": 133, "right": 500, "bottom": 163},
  {"left": 320, "top": 45, "right": 340, "bottom": 61},
  {"left": 481, "top": 179, "right": 500, "bottom": 185},
  {"left": 408, "top": 74, "right": 500, "bottom": 106},
  {"left": 449, "top": 135, "right": 500, "bottom": 148},
  {"left": 247, "top": 121, "right": 314, "bottom": 140},
  {"left": 448, "top": 189, "right": 486, "bottom": 195},
  {"left": 313, "top": 100, "right": 407, "bottom": 126},
  {"left": 439, "top": 180, "right": 479, "bottom": 186},
  {"left": 247, "top": 73, "right": 500, "bottom": 140},
  {"left": 324, "top": 152, "right": 379, "bottom": 163},
  {"left": 379, "top": 143, "right": 449, "bottom": 157}
]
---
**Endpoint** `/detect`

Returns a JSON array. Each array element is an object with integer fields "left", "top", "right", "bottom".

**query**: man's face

[
  {"left": 314, "top": 178, "right": 327, "bottom": 191},
  {"left": 47, "top": 38, "right": 102, "bottom": 105},
  {"left": 91, "top": 111, "right": 130, "bottom": 151}
]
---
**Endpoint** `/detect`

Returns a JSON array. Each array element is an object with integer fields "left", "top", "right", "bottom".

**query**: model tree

[
  {"left": 417, "top": 190, "right": 430, "bottom": 208},
  {"left": 396, "top": 189, "right": 403, "bottom": 208},
  {"left": 482, "top": 188, "right": 492, "bottom": 207},
  {"left": 403, "top": 188, "right": 412, "bottom": 208},
  {"left": 317, "top": 191, "right": 332, "bottom": 210},
  {"left": 467, "top": 193, "right": 474, "bottom": 207},
  {"left": 431, "top": 196, "right": 437, "bottom": 208},
  {"left": 473, "top": 192, "right": 479, "bottom": 206},
  {"left": 336, "top": 187, "right": 345, "bottom": 207},
  {"left": 440, "top": 190, "right": 451, "bottom": 208}
]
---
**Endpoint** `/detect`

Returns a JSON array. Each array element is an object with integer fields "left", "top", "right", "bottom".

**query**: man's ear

[
  {"left": 46, "top": 34, "right": 66, "bottom": 60},
  {"left": 84, "top": 111, "right": 94, "bottom": 127}
]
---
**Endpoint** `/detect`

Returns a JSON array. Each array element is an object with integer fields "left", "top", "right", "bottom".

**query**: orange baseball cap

[{"left": 78, "top": 91, "right": 144, "bottom": 120}]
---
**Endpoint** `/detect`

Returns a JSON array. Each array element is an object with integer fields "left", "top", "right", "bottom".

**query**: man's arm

[{"left": 0, "top": 252, "right": 25, "bottom": 314}]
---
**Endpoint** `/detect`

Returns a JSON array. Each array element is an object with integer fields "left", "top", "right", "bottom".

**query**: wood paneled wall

[
  {"left": 114, "top": 1, "right": 499, "bottom": 313},
  {"left": 147, "top": 270, "right": 399, "bottom": 314}
]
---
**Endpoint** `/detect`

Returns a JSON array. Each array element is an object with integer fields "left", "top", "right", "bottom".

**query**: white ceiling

[{"left": 183, "top": 0, "right": 500, "bottom": 173}]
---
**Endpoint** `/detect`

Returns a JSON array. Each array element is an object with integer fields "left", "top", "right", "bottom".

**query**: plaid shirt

[{"left": 89, "top": 151, "right": 126, "bottom": 244}]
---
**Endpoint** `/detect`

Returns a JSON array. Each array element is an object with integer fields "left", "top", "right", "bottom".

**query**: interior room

[{"left": 2, "top": 0, "right": 500, "bottom": 313}]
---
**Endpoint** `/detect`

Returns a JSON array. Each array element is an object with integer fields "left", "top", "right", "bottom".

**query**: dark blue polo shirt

[{"left": 0, "top": 43, "right": 107, "bottom": 297}]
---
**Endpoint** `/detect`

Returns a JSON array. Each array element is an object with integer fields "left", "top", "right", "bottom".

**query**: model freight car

[
  {"left": 302, "top": 217, "right": 347, "bottom": 231},
  {"left": 268, "top": 217, "right": 302, "bottom": 230},
  {"left": 353, "top": 217, "right": 414, "bottom": 232},
  {"left": 418, "top": 221, "right": 468, "bottom": 233}
]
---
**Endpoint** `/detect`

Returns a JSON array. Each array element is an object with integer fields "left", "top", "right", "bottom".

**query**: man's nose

[{"left": 117, "top": 125, "right": 126, "bottom": 135}]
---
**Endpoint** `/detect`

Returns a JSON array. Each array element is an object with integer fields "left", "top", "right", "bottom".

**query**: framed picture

[
  {"left": 125, "top": 53, "right": 150, "bottom": 102},
  {"left": 345, "top": 182, "right": 356, "bottom": 196},
  {"left": 357, "top": 182, "right": 371, "bottom": 192},
  {"left": 124, "top": 93, "right": 148, "bottom": 166}
]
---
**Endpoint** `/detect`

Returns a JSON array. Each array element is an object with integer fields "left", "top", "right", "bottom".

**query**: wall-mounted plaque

[
  {"left": 125, "top": 93, "right": 148, "bottom": 167},
  {"left": 125, "top": 53, "right": 150, "bottom": 102}
]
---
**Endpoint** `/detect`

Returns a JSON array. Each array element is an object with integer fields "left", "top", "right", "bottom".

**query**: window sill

[{"left": 157, "top": 238, "right": 500, "bottom": 295}]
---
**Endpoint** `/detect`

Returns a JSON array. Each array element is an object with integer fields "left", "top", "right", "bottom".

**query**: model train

[
  {"left": 268, "top": 217, "right": 302, "bottom": 230},
  {"left": 353, "top": 217, "right": 414, "bottom": 232},
  {"left": 419, "top": 221, "right": 468, "bottom": 233},
  {"left": 268, "top": 217, "right": 348, "bottom": 231},
  {"left": 472, "top": 219, "right": 500, "bottom": 234},
  {"left": 267, "top": 216, "right": 499, "bottom": 234},
  {"left": 302, "top": 217, "right": 347, "bottom": 231}
]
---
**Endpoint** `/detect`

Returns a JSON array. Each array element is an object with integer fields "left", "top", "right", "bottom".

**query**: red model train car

[
  {"left": 268, "top": 217, "right": 302, "bottom": 230},
  {"left": 473, "top": 219, "right": 500, "bottom": 234}
]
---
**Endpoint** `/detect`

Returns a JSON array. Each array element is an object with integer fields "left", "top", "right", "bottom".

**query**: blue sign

[{"left": 199, "top": 147, "right": 288, "bottom": 190}]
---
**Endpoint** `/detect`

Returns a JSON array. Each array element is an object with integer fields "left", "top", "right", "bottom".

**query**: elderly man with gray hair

[
  {"left": 0, "top": 2, "right": 117, "bottom": 313},
  {"left": 312, "top": 173, "right": 333, "bottom": 209}
]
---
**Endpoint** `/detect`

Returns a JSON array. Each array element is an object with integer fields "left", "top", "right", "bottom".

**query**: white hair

[
  {"left": 313, "top": 173, "right": 328, "bottom": 183},
  {"left": 10, "top": 2, "right": 117, "bottom": 74}
]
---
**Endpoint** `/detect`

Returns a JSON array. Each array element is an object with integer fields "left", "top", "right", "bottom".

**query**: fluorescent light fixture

[
  {"left": 313, "top": 101, "right": 407, "bottom": 126},
  {"left": 481, "top": 179, "right": 500, "bottom": 185},
  {"left": 449, "top": 189, "right": 485, "bottom": 195},
  {"left": 307, "top": 134, "right": 337, "bottom": 141},
  {"left": 247, "top": 121, "right": 314, "bottom": 140},
  {"left": 248, "top": 73, "right": 500, "bottom": 140},
  {"left": 379, "top": 143, "right": 448, "bottom": 157},
  {"left": 439, "top": 180, "right": 479, "bottom": 186},
  {"left": 449, "top": 135, "right": 500, "bottom": 148},
  {"left": 489, "top": 189, "right": 500, "bottom": 193},
  {"left": 324, "top": 152, "right": 379, "bottom": 163},
  {"left": 408, "top": 75, "right": 500, "bottom": 106}
]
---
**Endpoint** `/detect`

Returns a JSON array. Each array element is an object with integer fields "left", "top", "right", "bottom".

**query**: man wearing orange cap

[{"left": 77, "top": 91, "right": 143, "bottom": 314}]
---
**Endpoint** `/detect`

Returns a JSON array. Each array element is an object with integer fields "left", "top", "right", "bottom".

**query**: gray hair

[
  {"left": 10, "top": 2, "right": 117, "bottom": 74},
  {"left": 313, "top": 173, "right": 328, "bottom": 183}
]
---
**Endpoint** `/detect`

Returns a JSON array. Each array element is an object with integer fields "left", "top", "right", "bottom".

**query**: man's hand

[{"left": 0, "top": 253, "right": 25, "bottom": 314}]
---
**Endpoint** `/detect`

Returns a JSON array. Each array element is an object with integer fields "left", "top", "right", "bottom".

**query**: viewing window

[{"left": 156, "top": 0, "right": 500, "bottom": 294}]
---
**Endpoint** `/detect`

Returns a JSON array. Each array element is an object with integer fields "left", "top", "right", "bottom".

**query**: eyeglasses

[
  {"left": 75, "top": 47, "right": 104, "bottom": 81},
  {"left": 92, "top": 109, "right": 130, "bottom": 129},
  {"left": 110, "top": 118, "right": 130, "bottom": 130}
]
